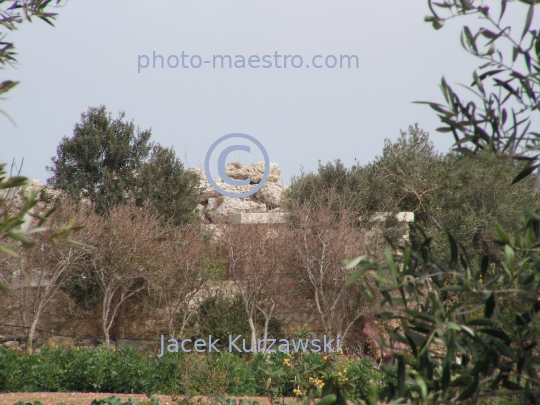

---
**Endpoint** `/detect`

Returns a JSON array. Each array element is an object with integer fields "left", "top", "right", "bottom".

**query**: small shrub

[{"left": 0, "top": 346, "right": 383, "bottom": 398}]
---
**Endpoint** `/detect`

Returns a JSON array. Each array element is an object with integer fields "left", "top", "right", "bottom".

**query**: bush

[
  {"left": 0, "top": 346, "right": 384, "bottom": 399},
  {"left": 187, "top": 294, "right": 285, "bottom": 353},
  {"left": 286, "top": 124, "right": 539, "bottom": 268}
]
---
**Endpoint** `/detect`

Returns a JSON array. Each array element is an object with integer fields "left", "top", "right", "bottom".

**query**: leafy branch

[{"left": 420, "top": 0, "right": 540, "bottom": 185}]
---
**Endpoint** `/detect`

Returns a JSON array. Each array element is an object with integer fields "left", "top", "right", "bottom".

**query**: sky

[{"left": 0, "top": 0, "right": 532, "bottom": 185}]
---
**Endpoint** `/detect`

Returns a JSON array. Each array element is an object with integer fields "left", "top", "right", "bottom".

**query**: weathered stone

[
  {"left": 225, "top": 161, "right": 281, "bottom": 183},
  {"left": 3, "top": 340, "right": 19, "bottom": 348},
  {"left": 78, "top": 338, "right": 97, "bottom": 346},
  {"left": 189, "top": 167, "right": 259, "bottom": 202},
  {"left": 48, "top": 336, "right": 75, "bottom": 349},
  {"left": 230, "top": 213, "right": 288, "bottom": 225},
  {"left": 255, "top": 182, "right": 287, "bottom": 207},
  {"left": 207, "top": 197, "right": 267, "bottom": 221},
  {"left": 195, "top": 204, "right": 205, "bottom": 220}
]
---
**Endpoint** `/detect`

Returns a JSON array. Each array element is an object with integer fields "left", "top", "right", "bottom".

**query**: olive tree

[
  {"left": 48, "top": 106, "right": 199, "bottom": 223},
  {"left": 420, "top": 0, "right": 540, "bottom": 185}
]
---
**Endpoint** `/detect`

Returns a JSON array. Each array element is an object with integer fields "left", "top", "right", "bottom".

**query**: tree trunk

[
  {"left": 102, "top": 290, "right": 112, "bottom": 347},
  {"left": 25, "top": 315, "right": 39, "bottom": 354},
  {"left": 258, "top": 300, "right": 275, "bottom": 352},
  {"left": 247, "top": 314, "right": 258, "bottom": 354}
]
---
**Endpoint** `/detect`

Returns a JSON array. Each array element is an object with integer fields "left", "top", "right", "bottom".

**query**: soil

[{"left": 0, "top": 394, "right": 284, "bottom": 405}]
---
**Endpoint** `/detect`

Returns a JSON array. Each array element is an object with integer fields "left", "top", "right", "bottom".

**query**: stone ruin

[{"left": 189, "top": 161, "right": 288, "bottom": 223}]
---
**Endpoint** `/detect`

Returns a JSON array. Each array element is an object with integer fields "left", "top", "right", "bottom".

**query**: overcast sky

[{"left": 0, "top": 0, "right": 530, "bottom": 185}]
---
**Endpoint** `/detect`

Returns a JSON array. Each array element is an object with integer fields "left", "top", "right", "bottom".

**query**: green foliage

[
  {"left": 285, "top": 125, "right": 443, "bottom": 218},
  {"left": 13, "top": 402, "right": 45, "bottom": 405},
  {"left": 0, "top": 345, "right": 261, "bottom": 396},
  {"left": 0, "top": 346, "right": 383, "bottom": 399},
  {"left": 0, "top": 163, "right": 83, "bottom": 290},
  {"left": 418, "top": 152, "right": 538, "bottom": 267},
  {"left": 11, "top": 396, "right": 161, "bottom": 405},
  {"left": 136, "top": 144, "right": 200, "bottom": 226},
  {"left": 90, "top": 395, "right": 161, "bottom": 405},
  {"left": 287, "top": 125, "right": 539, "bottom": 267},
  {"left": 341, "top": 3, "right": 540, "bottom": 404},
  {"left": 257, "top": 352, "right": 383, "bottom": 405},
  {"left": 420, "top": 1, "right": 540, "bottom": 185},
  {"left": 47, "top": 106, "right": 152, "bottom": 212},
  {"left": 187, "top": 294, "right": 285, "bottom": 353},
  {"left": 212, "top": 400, "right": 260, "bottom": 405},
  {"left": 347, "top": 209, "right": 540, "bottom": 404},
  {"left": 47, "top": 106, "right": 199, "bottom": 223}
]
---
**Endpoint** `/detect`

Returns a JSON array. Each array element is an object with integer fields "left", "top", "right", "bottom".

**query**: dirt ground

[{"left": 0, "top": 394, "right": 284, "bottom": 405}]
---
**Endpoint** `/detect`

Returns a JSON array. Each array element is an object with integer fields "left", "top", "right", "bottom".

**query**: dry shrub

[{"left": 285, "top": 188, "right": 383, "bottom": 343}]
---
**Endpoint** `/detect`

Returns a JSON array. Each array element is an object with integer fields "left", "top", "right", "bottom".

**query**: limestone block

[
  {"left": 207, "top": 197, "right": 267, "bottom": 221},
  {"left": 255, "top": 182, "right": 287, "bottom": 207},
  {"left": 226, "top": 161, "right": 281, "bottom": 183},
  {"left": 230, "top": 212, "right": 288, "bottom": 224}
]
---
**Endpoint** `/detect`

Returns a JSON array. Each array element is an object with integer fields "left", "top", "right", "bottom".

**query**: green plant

[
  {"left": 212, "top": 399, "right": 260, "bottom": 405},
  {"left": 13, "top": 402, "right": 45, "bottom": 405},
  {"left": 90, "top": 396, "right": 161, "bottom": 405},
  {"left": 346, "top": 209, "right": 540, "bottom": 404},
  {"left": 47, "top": 106, "right": 199, "bottom": 222},
  {"left": 257, "top": 351, "right": 381, "bottom": 405},
  {"left": 187, "top": 293, "right": 284, "bottom": 353},
  {"left": 0, "top": 163, "right": 84, "bottom": 292},
  {"left": 419, "top": 0, "right": 539, "bottom": 185},
  {"left": 0, "top": 345, "right": 382, "bottom": 398}
]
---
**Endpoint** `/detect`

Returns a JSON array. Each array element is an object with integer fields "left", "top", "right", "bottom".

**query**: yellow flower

[
  {"left": 323, "top": 356, "right": 328, "bottom": 361},
  {"left": 338, "top": 372, "right": 342, "bottom": 376}
]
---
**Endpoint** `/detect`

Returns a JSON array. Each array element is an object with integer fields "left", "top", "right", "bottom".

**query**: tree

[
  {"left": 344, "top": 2, "right": 540, "bottom": 404},
  {"left": 48, "top": 106, "right": 199, "bottom": 223},
  {"left": 218, "top": 221, "right": 286, "bottom": 353},
  {"left": 2, "top": 199, "right": 87, "bottom": 352},
  {"left": 288, "top": 188, "right": 375, "bottom": 343},
  {"left": 0, "top": 163, "right": 82, "bottom": 291},
  {"left": 0, "top": 0, "right": 64, "bottom": 123},
  {"left": 47, "top": 106, "right": 152, "bottom": 212},
  {"left": 137, "top": 144, "right": 200, "bottom": 226},
  {"left": 80, "top": 204, "right": 164, "bottom": 346},
  {"left": 147, "top": 221, "right": 220, "bottom": 338},
  {"left": 348, "top": 211, "right": 540, "bottom": 404},
  {"left": 288, "top": 125, "right": 539, "bottom": 270}
]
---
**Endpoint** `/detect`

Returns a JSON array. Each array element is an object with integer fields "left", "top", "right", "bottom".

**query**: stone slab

[
  {"left": 362, "top": 212, "right": 414, "bottom": 223},
  {"left": 230, "top": 212, "right": 289, "bottom": 224}
]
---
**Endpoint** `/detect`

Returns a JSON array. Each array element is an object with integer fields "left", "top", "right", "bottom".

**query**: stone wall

[{"left": 0, "top": 277, "right": 364, "bottom": 349}]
